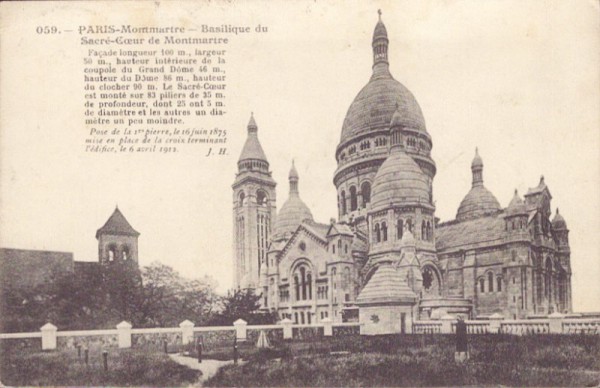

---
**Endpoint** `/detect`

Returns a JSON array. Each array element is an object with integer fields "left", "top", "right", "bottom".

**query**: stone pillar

[
  {"left": 233, "top": 319, "right": 247, "bottom": 341},
  {"left": 179, "top": 320, "right": 195, "bottom": 345},
  {"left": 40, "top": 323, "right": 57, "bottom": 350},
  {"left": 440, "top": 314, "right": 455, "bottom": 334},
  {"left": 116, "top": 321, "right": 132, "bottom": 348},
  {"left": 548, "top": 312, "right": 565, "bottom": 334},
  {"left": 281, "top": 318, "right": 293, "bottom": 339},
  {"left": 488, "top": 313, "right": 504, "bottom": 333},
  {"left": 322, "top": 317, "right": 333, "bottom": 336}
]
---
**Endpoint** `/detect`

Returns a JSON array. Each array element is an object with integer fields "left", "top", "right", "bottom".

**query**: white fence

[
  {"left": 2, "top": 313, "right": 598, "bottom": 351},
  {"left": 412, "top": 313, "right": 599, "bottom": 335}
]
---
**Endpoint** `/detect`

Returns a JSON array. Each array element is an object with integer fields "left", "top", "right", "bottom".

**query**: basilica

[{"left": 232, "top": 14, "right": 572, "bottom": 326}]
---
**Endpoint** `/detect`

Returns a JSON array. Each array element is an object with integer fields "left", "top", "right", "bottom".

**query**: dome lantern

[
  {"left": 372, "top": 10, "right": 389, "bottom": 74},
  {"left": 471, "top": 147, "right": 484, "bottom": 187}
]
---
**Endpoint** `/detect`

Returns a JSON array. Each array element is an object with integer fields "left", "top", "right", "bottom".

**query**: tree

[
  {"left": 209, "top": 289, "right": 278, "bottom": 326},
  {"left": 139, "top": 262, "right": 219, "bottom": 327}
]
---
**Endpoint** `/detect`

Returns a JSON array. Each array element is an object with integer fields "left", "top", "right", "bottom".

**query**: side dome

[
  {"left": 456, "top": 149, "right": 500, "bottom": 221},
  {"left": 273, "top": 161, "right": 313, "bottom": 238},
  {"left": 370, "top": 148, "right": 430, "bottom": 211},
  {"left": 457, "top": 186, "right": 501, "bottom": 221},
  {"left": 552, "top": 208, "right": 567, "bottom": 230}
]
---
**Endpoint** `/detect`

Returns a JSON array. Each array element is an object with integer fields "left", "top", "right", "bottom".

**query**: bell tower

[
  {"left": 96, "top": 206, "right": 140, "bottom": 266},
  {"left": 232, "top": 113, "right": 277, "bottom": 290}
]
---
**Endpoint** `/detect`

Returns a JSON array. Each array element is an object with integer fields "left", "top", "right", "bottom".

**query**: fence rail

[{"left": 1, "top": 314, "right": 598, "bottom": 351}]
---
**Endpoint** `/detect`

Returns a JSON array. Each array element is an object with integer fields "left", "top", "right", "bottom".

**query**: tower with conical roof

[
  {"left": 233, "top": 113, "right": 277, "bottom": 289},
  {"left": 334, "top": 12, "right": 435, "bottom": 227},
  {"left": 96, "top": 206, "right": 140, "bottom": 265}
]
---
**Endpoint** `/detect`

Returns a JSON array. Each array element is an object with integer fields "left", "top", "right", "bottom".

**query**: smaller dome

[
  {"left": 456, "top": 186, "right": 501, "bottom": 221},
  {"left": 506, "top": 189, "right": 527, "bottom": 215},
  {"left": 370, "top": 148, "right": 430, "bottom": 211},
  {"left": 552, "top": 208, "right": 567, "bottom": 230},
  {"left": 273, "top": 161, "right": 313, "bottom": 238}
]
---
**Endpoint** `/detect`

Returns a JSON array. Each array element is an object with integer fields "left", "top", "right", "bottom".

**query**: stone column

[
  {"left": 281, "top": 318, "right": 293, "bottom": 339},
  {"left": 179, "top": 320, "right": 195, "bottom": 345},
  {"left": 488, "top": 313, "right": 504, "bottom": 333},
  {"left": 322, "top": 317, "right": 333, "bottom": 336},
  {"left": 440, "top": 314, "right": 455, "bottom": 334},
  {"left": 233, "top": 319, "right": 247, "bottom": 341},
  {"left": 40, "top": 323, "right": 57, "bottom": 350},
  {"left": 548, "top": 312, "right": 565, "bottom": 334},
  {"left": 116, "top": 321, "right": 132, "bottom": 348}
]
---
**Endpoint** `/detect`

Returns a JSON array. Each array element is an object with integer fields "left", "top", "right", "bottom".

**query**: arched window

[
  {"left": 397, "top": 219, "right": 403, "bottom": 239},
  {"left": 338, "top": 239, "right": 342, "bottom": 250},
  {"left": 488, "top": 272, "right": 494, "bottom": 292},
  {"left": 427, "top": 222, "right": 432, "bottom": 241},
  {"left": 342, "top": 267, "right": 351, "bottom": 290},
  {"left": 345, "top": 244, "right": 348, "bottom": 254},
  {"left": 375, "top": 223, "right": 381, "bottom": 243},
  {"left": 332, "top": 244, "right": 336, "bottom": 254},
  {"left": 479, "top": 278, "right": 485, "bottom": 293},
  {"left": 361, "top": 182, "right": 371, "bottom": 207},
  {"left": 121, "top": 245, "right": 129, "bottom": 260},
  {"left": 108, "top": 244, "right": 117, "bottom": 261},
  {"left": 497, "top": 277, "right": 503, "bottom": 292},
  {"left": 239, "top": 192, "right": 245, "bottom": 206},
  {"left": 256, "top": 190, "right": 268, "bottom": 206},
  {"left": 382, "top": 222, "right": 388, "bottom": 241},
  {"left": 294, "top": 275, "right": 300, "bottom": 301},
  {"left": 421, "top": 221, "right": 426, "bottom": 241},
  {"left": 341, "top": 191, "right": 347, "bottom": 215},
  {"left": 300, "top": 267, "right": 307, "bottom": 300},
  {"left": 307, "top": 272, "right": 312, "bottom": 300},
  {"left": 350, "top": 186, "right": 358, "bottom": 211},
  {"left": 406, "top": 219, "right": 413, "bottom": 233}
]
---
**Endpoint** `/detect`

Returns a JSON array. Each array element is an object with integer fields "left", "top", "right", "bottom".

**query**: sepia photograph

[{"left": 1, "top": 1, "right": 599, "bottom": 386}]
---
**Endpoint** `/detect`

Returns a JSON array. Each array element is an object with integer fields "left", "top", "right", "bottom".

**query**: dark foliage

[{"left": 208, "top": 289, "right": 278, "bottom": 326}]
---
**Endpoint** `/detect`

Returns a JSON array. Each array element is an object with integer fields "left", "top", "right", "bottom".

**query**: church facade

[{"left": 232, "top": 14, "right": 572, "bottom": 325}]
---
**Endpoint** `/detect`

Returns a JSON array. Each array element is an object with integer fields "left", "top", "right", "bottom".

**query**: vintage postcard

[{"left": 1, "top": 1, "right": 599, "bottom": 386}]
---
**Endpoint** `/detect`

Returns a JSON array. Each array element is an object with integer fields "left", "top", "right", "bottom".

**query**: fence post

[
  {"left": 548, "top": 312, "right": 565, "bottom": 334},
  {"left": 322, "top": 317, "right": 333, "bottom": 336},
  {"left": 116, "top": 321, "right": 132, "bottom": 348},
  {"left": 179, "top": 320, "right": 195, "bottom": 345},
  {"left": 40, "top": 323, "right": 57, "bottom": 350},
  {"left": 233, "top": 319, "right": 247, "bottom": 341},
  {"left": 488, "top": 313, "right": 504, "bottom": 334},
  {"left": 281, "top": 318, "right": 293, "bottom": 340},
  {"left": 440, "top": 314, "right": 454, "bottom": 334}
]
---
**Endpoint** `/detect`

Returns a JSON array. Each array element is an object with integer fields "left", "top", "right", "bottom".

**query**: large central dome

[
  {"left": 340, "top": 78, "right": 426, "bottom": 144},
  {"left": 339, "top": 16, "right": 426, "bottom": 146}
]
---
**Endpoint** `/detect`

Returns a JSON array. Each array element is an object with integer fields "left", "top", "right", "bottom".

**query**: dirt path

[{"left": 168, "top": 354, "right": 234, "bottom": 386}]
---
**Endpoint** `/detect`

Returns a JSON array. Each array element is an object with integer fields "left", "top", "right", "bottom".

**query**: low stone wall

[
  {"left": 247, "top": 327, "right": 283, "bottom": 345},
  {"left": 332, "top": 324, "right": 360, "bottom": 336},
  {"left": 293, "top": 326, "right": 323, "bottom": 340},
  {"left": 132, "top": 331, "right": 182, "bottom": 352},
  {"left": 58, "top": 333, "right": 118, "bottom": 350},
  {"left": 0, "top": 337, "right": 41, "bottom": 353},
  {"left": 193, "top": 329, "right": 235, "bottom": 349}
]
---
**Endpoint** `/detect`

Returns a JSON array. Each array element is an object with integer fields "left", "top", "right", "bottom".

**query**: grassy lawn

[
  {"left": 0, "top": 347, "right": 200, "bottom": 386},
  {"left": 206, "top": 334, "right": 600, "bottom": 387}
]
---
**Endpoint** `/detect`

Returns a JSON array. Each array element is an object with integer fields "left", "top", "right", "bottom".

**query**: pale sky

[{"left": 1, "top": 1, "right": 599, "bottom": 312}]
